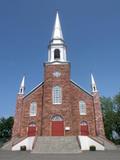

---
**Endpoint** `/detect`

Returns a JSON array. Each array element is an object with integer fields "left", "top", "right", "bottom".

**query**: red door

[
  {"left": 80, "top": 121, "right": 89, "bottom": 136},
  {"left": 52, "top": 121, "right": 64, "bottom": 136},
  {"left": 28, "top": 126, "right": 36, "bottom": 137}
]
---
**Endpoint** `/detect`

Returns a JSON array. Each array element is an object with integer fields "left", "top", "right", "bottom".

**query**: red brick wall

[
  {"left": 41, "top": 62, "right": 97, "bottom": 136},
  {"left": 16, "top": 85, "right": 43, "bottom": 137},
  {"left": 12, "top": 95, "right": 24, "bottom": 137},
  {"left": 70, "top": 82, "right": 96, "bottom": 136},
  {"left": 42, "top": 63, "right": 73, "bottom": 136},
  {"left": 13, "top": 62, "right": 104, "bottom": 137},
  {"left": 92, "top": 92, "right": 105, "bottom": 137},
  {"left": 13, "top": 85, "right": 43, "bottom": 137}
]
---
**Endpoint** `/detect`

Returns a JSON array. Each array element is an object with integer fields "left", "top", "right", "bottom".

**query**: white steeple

[
  {"left": 48, "top": 12, "right": 67, "bottom": 63},
  {"left": 91, "top": 74, "right": 98, "bottom": 92},
  {"left": 52, "top": 11, "right": 63, "bottom": 40},
  {"left": 18, "top": 76, "right": 25, "bottom": 95}
]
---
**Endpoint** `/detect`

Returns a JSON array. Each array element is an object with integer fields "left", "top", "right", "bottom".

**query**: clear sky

[{"left": 0, "top": 0, "right": 120, "bottom": 117}]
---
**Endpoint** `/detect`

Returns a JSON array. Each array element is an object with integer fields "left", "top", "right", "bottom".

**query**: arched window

[
  {"left": 52, "top": 115, "right": 63, "bottom": 121},
  {"left": 52, "top": 86, "right": 62, "bottom": 104},
  {"left": 54, "top": 49, "right": 60, "bottom": 60},
  {"left": 79, "top": 101, "right": 87, "bottom": 115},
  {"left": 80, "top": 121, "right": 88, "bottom": 126},
  {"left": 29, "top": 122, "right": 36, "bottom": 126},
  {"left": 29, "top": 102, "right": 37, "bottom": 116}
]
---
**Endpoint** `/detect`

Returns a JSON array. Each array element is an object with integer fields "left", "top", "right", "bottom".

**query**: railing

[
  {"left": 32, "top": 136, "right": 38, "bottom": 150},
  {"left": 89, "top": 136, "right": 104, "bottom": 146},
  {"left": 98, "top": 136, "right": 116, "bottom": 145},
  {"left": 12, "top": 136, "right": 27, "bottom": 146},
  {"left": 76, "top": 136, "right": 81, "bottom": 149}
]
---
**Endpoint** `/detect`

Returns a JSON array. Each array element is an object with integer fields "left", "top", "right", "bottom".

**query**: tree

[
  {"left": 101, "top": 96, "right": 115, "bottom": 140},
  {"left": 101, "top": 93, "right": 120, "bottom": 144},
  {"left": 0, "top": 116, "right": 14, "bottom": 139},
  {"left": 114, "top": 92, "right": 120, "bottom": 137}
]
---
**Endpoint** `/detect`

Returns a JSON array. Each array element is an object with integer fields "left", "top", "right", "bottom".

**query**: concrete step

[
  {"left": 1, "top": 140, "right": 13, "bottom": 150},
  {"left": 32, "top": 136, "right": 81, "bottom": 153},
  {"left": 89, "top": 136, "right": 104, "bottom": 145}
]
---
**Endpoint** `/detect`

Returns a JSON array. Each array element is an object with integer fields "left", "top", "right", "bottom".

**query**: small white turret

[
  {"left": 91, "top": 74, "right": 98, "bottom": 93},
  {"left": 18, "top": 76, "right": 25, "bottom": 95}
]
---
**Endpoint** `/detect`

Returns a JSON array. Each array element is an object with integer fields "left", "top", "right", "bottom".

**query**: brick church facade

[{"left": 12, "top": 12, "right": 105, "bottom": 139}]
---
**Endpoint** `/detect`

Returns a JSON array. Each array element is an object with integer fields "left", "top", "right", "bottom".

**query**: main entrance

[
  {"left": 80, "top": 121, "right": 89, "bottom": 136},
  {"left": 51, "top": 115, "right": 64, "bottom": 136},
  {"left": 28, "top": 124, "right": 36, "bottom": 137}
]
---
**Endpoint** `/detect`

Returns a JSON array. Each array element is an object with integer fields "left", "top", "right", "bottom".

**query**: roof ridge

[
  {"left": 24, "top": 82, "right": 44, "bottom": 98},
  {"left": 70, "top": 80, "right": 92, "bottom": 97}
]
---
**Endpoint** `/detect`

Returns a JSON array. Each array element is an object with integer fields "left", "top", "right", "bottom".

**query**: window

[
  {"left": 80, "top": 121, "right": 88, "bottom": 126},
  {"left": 30, "top": 102, "right": 37, "bottom": 116},
  {"left": 79, "top": 101, "right": 86, "bottom": 115},
  {"left": 52, "top": 115, "right": 63, "bottom": 121},
  {"left": 54, "top": 49, "right": 60, "bottom": 60},
  {"left": 52, "top": 86, "right": 62, "bottom": 104}
]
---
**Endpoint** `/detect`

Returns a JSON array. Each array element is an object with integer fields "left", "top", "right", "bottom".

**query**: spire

[
  {"left": 91, "top": 74, "right": 98, "bottom": 93},
  {"left": 48, "top": 11, "right": 67, "bottom": 63},
  {"left": 52, "top": 11, "right": 63, "bottom": 40},
  {"left": 18, "top": 76, "right": 25, "bottom": 95}
]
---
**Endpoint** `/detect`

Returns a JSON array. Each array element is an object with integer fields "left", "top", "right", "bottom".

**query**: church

[{"left": 9, "top": 12, "right": 116, "bottom": 152}]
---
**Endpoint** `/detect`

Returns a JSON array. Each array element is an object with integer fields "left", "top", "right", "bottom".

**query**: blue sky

[{"left": 0, "top": 0, "right": 120, "bottom": 117}]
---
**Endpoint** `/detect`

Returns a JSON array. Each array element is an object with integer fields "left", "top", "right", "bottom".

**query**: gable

[
  {"left": 24, "top": 82, "right": 44, "bottom": 99},
  {"left": 70, "top": 80, "right": 93, "bottom": 97}
]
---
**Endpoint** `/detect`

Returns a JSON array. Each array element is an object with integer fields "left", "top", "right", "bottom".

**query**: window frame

[
  {"left": 29, "top": 102, "right": 37, "bottom": 116},
  {"left": 52, "top": 85, "right": 62, "bottom": 104},
  {"left": 79, "top": 101, "right": 87, "bottom": 115}
]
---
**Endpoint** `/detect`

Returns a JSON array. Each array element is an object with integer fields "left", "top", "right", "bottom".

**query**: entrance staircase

[
  {"left": 32, "top": 136, "right": 81, "bottom": 153},
  {"left": 1, "top": 136, "right": 117, "bottom": 152},
  {"left": 1, "top": 140, "right": 13, "bottom": 150}
]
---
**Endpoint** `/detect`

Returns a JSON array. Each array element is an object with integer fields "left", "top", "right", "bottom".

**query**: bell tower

[
  {"left": 42, "top": 12, "right": 71, "bottom": 136},
  {"left": 48, "top": 12, "right": 67, "bottom": 63}
]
